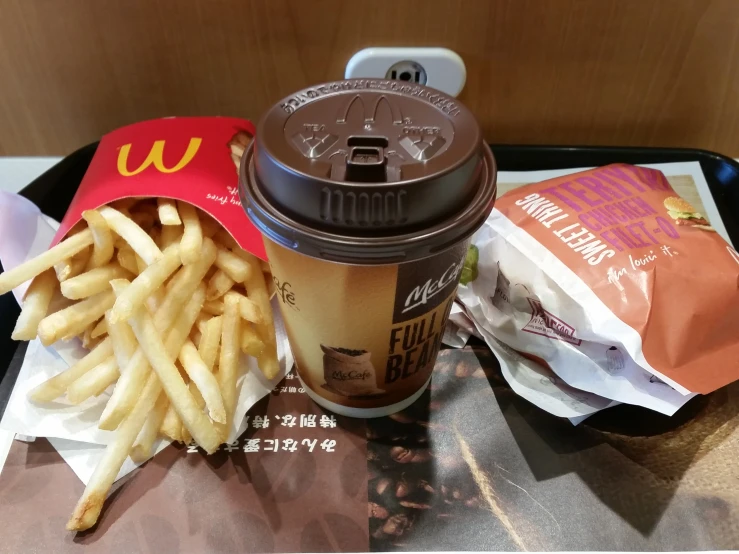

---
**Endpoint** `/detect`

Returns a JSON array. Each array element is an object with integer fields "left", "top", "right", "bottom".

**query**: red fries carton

[{"left": 51, "top": 117, "right": 264, "bottom": 258}]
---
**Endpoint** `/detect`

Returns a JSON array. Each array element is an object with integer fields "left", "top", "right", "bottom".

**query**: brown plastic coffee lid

[{"left": 240, "top": 79, "right": 496, "bottom": 264}]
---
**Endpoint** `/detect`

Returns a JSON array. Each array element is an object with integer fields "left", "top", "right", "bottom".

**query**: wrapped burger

[{"left": 458, "top": 164, "right": 739, "bottom": 415}]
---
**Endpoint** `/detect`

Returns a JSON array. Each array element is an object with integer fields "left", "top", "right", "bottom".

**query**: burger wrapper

[
  {"left": 459, "top": 163, "right": 739, "bottom": 415},
  {"left": 0, "top": 118, "right": 295, "bottom": 484}
]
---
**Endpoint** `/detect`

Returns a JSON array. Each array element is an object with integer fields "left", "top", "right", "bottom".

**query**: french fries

[
  {"left": 99, "top": 206, "right": 162, "bottom": 265},
  {"left": 66, "top": 356, "right": 119, "bottom": 404},
  {"left": 3, "top": 198, "right": 279, "bottom": 531},
  {"left": 90, "top": 318, "right": 108, "bottom": 339},
  {"left": 82, "top": 210, "right": 114, "bottom": 269},
  {"left": 198, "top": 315, "right": 222, "bottom": 371},
  {"left": 206, "top": 269, "right": 234, "bottom": 300},
  {"left": 60, "top": 264, "right": 132, "bottom": 300},
  {"left": 28, "top": 338, "right": 113, "bottom": 402},
  {"left": 156, "top": 198, "right": 181, "bottom": 225},
  {"left": 67, "top": 372, "right": 163, "bottom": 532},
  {"left": 37, "top": 290, "right": 115, "bottom": 346},
  {"left": 177, "top": 201, "right": 202, "bottom": 265},
  {"left": 0, "top": 229, "right": 93, "bottom": 295},
  {"left": 108, "top": 244, "right": 182, "bottom": 324},
  {"left": 127, "top": 296, "right": 220, "bottom": 453},
  {"left": 215, "top": 246, "right": 252, "bottom": 283},
  {"left": 55, "top": 248, "right": 90, "bottom": 282},
  {"left": 241, "top": 252, "right": 280, "bottom": 379},
  {"left": 11, "top": 270, "right": 57, "bottom": 341},
  {"left": 130, "top": 392, "right": 168, "bottom": 462},
  {"left": 217, "top": 292, "right": 242, "bottom": 438}
]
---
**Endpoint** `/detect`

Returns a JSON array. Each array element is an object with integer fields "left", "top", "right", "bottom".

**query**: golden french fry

[
  {"left": 160, "top": 225, "right": 182, "bottom": 249},
  {"left": 60, "top": 263, "right": 132, "bottom": 300},
  {"left": 37, "top": 290, "right": 115, "bottom": 346},
  {"left": 130, "top": 392, "right": 168, "bottom": 462},
  {"left": 260, "top": 259, "right": 270, "bottom": 273},
  {"left": 108, "top": 244, "right": 182, "bottom": 324},
  {"left": 240, "top": 325, "right": 265, "bottom": 357},
  {"left": 145, "top": 287, "right": 166, "bottom": 314},
  {"left": 127, "top": 299, "right": 220, "bottom": 452},
  {"left": 82, "top": 210, "right": 114, "bottom": 269},
  {"left": 215, "top": 246, "right": 253, "bottom": 283},
  {"left": 55, "top": 247, "right": 91, "bottom": 282},
  {"left": 27, "top": 338, "right": 113, "bottom": 402},
  {"left": 217, "top": 292, "right": 242, "bottom": 438},
  {"left": 237, "top": 293, "right": 264, "bottom": 324},
  {"left": 239, "top": 251, "right": 279, "bottom": 379},
  {"left": 116, "top": 244, "right": 139, "bottom": 275},
  {"left": 206, "top": 269, "right": 234, "bottom": 301},
  {"left": 156, "top": 198, "right": 181, "bottom": 225},
  {"left": 66, "top": 357, "right": 119, "bottom": 404},
  {"left": 177, "top": 201, "right": 202, "bottom": 265},
  {"left": 105, "top": 308, "right": 137, "bottom": 369},
  {"left": 99, "top": 206, "right": 162, "bottom": 265},
  {"left": 178, "top": 340, "right": 226, "bottom": 424},
  {"left": 202, "top": 299, "right": 224, "bottom": 316},
  {"left": 189, "top": 381, "right": 206, "bottom": 410},
  {"left": 158, "top": 239, "right": 217, "bottom": 331},
  {"left": 0, "top": 228, "right": 93, "bottom": 296},
  {"left": 99, "top": 279, "right": 208, "bottom": 430},
  {"left": 67, "top": 371, "right": 162, "bottom": 532},
  {"left": 82, "top": 324, "right": 96, "bottom": 349},
  {"left": 159, "top": 403, "right": 183, "bottom": 442},
  {"left": 90, "top": 318, "right": 108, "bottom": 339},
  {"left": 11, "top": 270, "right": 56, "bottom": 341}
]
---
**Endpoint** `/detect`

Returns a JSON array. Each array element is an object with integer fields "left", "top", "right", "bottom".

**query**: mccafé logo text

[
  {"left": 117, "top": 138, "right": 202, "bottom": 176},
  {"left": 402, "top": 258, "right": 465, "bottom": 314},
  {"left": 273, "top": 276, "right": 298, "bottom": 310}
]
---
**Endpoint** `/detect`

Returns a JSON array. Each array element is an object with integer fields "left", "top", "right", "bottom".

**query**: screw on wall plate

[{"left": 386, "top": 61, "right": 427, "bottom": 85}]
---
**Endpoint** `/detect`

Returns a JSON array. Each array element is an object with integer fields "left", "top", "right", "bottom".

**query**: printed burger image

[{"left": 663, "top": 196, "right": 715, "bottom": 231}]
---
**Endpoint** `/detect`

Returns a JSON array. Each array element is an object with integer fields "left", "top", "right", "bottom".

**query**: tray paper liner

[
  {"left": 0, "top": 118, "right": 294, "bottom": 484},
  {"left": 2, "top": 163, "right": 739, "bottom": 551},
  {"left": 458, "top": 164, "right": 739, "bottom": 410}
]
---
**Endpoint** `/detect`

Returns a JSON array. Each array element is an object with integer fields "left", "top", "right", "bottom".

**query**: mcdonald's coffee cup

[{"left": 240, "top": 79, "right": 497, "bottom": 418}]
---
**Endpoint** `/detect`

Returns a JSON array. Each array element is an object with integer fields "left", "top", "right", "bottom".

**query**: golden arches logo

[{"left": 117, "top": 138, "right": 202, "bottom": 176}]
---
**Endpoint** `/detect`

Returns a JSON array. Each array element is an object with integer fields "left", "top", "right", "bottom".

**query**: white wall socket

[{"left": 345, "top": 47, "right": 467, "bottom": 97}]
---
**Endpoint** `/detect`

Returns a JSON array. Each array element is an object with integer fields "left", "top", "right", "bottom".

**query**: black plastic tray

[{"left": 2, "top": 143, "right": 739, "bottom": 417}]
